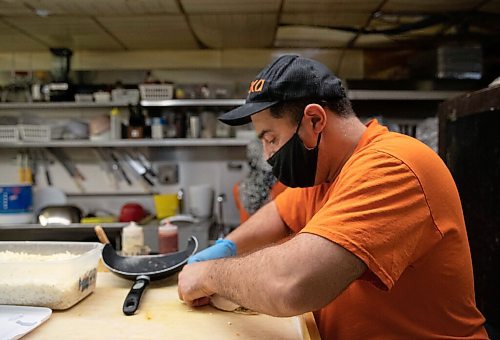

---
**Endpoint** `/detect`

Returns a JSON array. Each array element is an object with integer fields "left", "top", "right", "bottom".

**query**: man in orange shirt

[{"left": 178, "top": 55, "right": 488, "bottom": 339}]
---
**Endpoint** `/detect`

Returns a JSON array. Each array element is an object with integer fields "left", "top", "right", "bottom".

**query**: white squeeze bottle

[{"left": 121, "top": 221, "right": 144, "bottom": 256}]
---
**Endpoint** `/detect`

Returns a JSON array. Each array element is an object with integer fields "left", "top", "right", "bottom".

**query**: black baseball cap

[{"left": 219, "top": 54, "right": 346, "bottom": 126}]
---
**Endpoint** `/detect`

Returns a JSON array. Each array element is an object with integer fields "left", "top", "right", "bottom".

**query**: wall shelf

[
  {"left": 0, "top": 101, "right": 131, "bottom": 109},
  {"left": 0, "top": 138, "right": 251, "bottom": 148},
  {"left": 0, "top": 91, "right": 464, "bottom": 111},
  {"left": 141, "top": 99, "right": 245, "bottom": 107},
  {"left": 347, "top": 90, "right": 463, "bottom": 101}
]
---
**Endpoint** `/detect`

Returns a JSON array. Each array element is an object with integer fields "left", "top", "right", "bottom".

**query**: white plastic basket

[
  {"left": 139, "top": 84, "right": 174, "bottom": 101},
  {"left": 74, "top": 94, "right": 93, "bottom": 103},
  {"left": 19, "top": 125, "right": 53, "bottom": 142},
  {"left": 112, "top": 89, "right": 140, "bottom": 104},
  {"left": 0, "top": 125, "right": 19, "bottom": 142}
]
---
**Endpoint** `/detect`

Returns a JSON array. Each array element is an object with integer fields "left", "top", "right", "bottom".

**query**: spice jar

[
  {"left": 158, "top": 222, "right": 178, "bottom": 254},
  {"left": 121, "top": 221, "right": 144, "bottom": 256}
]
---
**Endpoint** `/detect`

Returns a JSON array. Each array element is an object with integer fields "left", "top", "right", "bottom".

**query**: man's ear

[
  {"left": 301, "top": 104, "right": 326, "bottom": 148},
  {"left": 304, "top": 103, "right": 327, "bottom": 133}
]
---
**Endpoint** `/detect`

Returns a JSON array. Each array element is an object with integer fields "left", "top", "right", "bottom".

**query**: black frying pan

[{"left": 95, "top": 226, "right": 198, "bottom": 315}]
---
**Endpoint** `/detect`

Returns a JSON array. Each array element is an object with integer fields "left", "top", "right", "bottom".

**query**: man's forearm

[
  {"left": 226, "top": 201, "right": 291, "bottom": 255},
  {"left": 205, "top": 244, "right": 297, "bottom": 316},
  {"left": 201, "top": 233, "right": 367, "bottom": 317}
]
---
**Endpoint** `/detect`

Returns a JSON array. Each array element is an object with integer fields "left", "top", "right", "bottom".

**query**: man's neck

[{"left": 324, "top": 116, "right": 366, "bottom": 183}]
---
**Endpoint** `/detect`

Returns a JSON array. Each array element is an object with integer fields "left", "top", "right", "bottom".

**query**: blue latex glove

[{"left": 187, "top": 239, "right": 237, "bottom": 264}]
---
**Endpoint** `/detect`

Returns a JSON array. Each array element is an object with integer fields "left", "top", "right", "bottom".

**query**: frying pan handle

[{"left": 123, "top": 275, "right": 150, "bottom": 316}]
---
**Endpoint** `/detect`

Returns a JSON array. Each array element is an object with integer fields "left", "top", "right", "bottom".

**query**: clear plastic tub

[{"left": 0, "top": 241, "right": 103, "bottom": 310}]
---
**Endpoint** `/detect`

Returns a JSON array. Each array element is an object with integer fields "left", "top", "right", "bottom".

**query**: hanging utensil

[
  {"left": 40, "top": 149, "right": 52, "bottom": 186},
  {"left": 48, "top": 148, "right": 85, "bottom": 192},
  {"left": 110, "top": 151, "right": 132, "bottom": 186},
  {"left": 135, "top": 150, "right": 157, "bottom": 177},
  {"left": 122, "top": 152, "right": 154, "bottom": 186},
  {"left": 93, "top": 148, "right": 118, "bottom": 190},
  {"left": 17, "top": 151, "right": 32, "bottom": 184},
  {"left": 28, "top": 149, "right": 37, "bottom": 185},
  {"left": 17, "top": 152, "right": 25, "bottom": 183}
]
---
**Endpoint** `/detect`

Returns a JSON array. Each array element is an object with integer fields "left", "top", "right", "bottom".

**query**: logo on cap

[{"left": 248, "top": 79, "right": 265, "bottom": 93}]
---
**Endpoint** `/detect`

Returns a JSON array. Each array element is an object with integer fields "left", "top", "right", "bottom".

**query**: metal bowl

[{"left": 38, "top": 205, "right": 82, "bottom": 226}]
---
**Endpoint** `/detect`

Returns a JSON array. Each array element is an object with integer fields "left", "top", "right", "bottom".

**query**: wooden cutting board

[{"left": 26, "top": 272, "right": 320, "bottom": 339}]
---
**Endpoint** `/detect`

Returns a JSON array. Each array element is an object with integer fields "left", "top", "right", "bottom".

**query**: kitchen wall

[
  {"left": 0, "top": 145, "right": 248, "bottom": 227},
  {"left": 0, "top": 57, "right": 271, "bottom": 227},
  {"left": 0, "top": 99, "right": 251, "bottom": 227}
]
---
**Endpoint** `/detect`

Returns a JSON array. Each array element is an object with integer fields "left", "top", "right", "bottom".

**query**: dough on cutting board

[{"left": 210, "top": 294, "right": 258, "bottom": 315}]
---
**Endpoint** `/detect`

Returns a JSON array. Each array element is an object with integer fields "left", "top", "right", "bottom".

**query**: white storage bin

[
  {"left": 111, "top": 89, "right": 140, "bottom": 104},
  {"left": 75, "top": 94, "right": 94, "bottom": 103},
  {"left": 93, "top": 91, "right": 111, "bottom": 103},
  {"left": 139, "top": 84, "right": 174, "bottom": 101},
  {"left": 0, "top": 241, "right": 103, "bottom": 310},
  {"left": 0, "top": 125, "right": 19, "bottom": 142},
  {"left": 19, "top": 125, "right": 53, "bottom": 142}
]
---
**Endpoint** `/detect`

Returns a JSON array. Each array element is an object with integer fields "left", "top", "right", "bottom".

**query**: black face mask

[{"left": 267, "top": 117, "right": 321, "bottom": 188}]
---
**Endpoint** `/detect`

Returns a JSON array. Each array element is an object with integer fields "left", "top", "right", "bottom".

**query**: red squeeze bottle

[{"left": 158, "top": 223, "right": 178, "bottom": 254}]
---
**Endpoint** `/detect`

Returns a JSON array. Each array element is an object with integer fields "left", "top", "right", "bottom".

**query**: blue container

[{"left": 0, "top": 184, "right": 33, "bottom": 214}]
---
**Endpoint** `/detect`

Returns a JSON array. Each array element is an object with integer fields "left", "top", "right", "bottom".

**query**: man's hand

[
  {"left": 178, "top": 261, "right": 215, "bottom": 307},
  {"left": 187, "top": 239, "right": 237, "bottom": 264}
]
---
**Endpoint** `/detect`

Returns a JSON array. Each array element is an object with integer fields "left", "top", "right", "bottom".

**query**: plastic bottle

[
  {"left": 158, "top": 222, "right": 178, "bottom": 254},
  {"left": 127, "top": 105, "right": 145, "bottom": 139},
  {"left": 110, "top": 107, "right": 121, "bottom": 140},
  {"left": 151, "top": 117, "right": 165, "bottom": 139},
  {"left": 121, "top": 221, "right": 144, "bottom": 256}
]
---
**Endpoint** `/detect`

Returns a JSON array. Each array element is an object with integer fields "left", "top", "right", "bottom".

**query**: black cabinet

[{"left": 439, "top": 86, "right": 500, "bottom": 328}]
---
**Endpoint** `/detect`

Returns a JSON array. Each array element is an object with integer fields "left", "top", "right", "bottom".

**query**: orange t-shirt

[{"left": 275, "top": 120, "right": 487, "bottom": 339}]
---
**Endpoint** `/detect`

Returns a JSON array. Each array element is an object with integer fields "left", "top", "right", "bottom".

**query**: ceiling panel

[
  {"left": 0, "top": 0, "right": 496, "bottom": 53},
  {"left": 383, "top": 0, "right": 484, "bottom": 13},
  {"left": 0, "top": 21, "right": 46, "bottom": 51},
  {"left": 377, "top": 24, "right": 449, "bottom": 47},
  {"left": 355, "top": 18, "right": 448, "bottom": 48},
  {"left": 3, "top": 16, "right": 124, "bottom": 50},
  {"left": 0, "top": 1, "right": 32, "bottom": 15},
  {"left": 369, "top": 14, "right": 438, "bottom": 31},
  {"left": 281, "top": 12, "right": 370, "bottom": 27},
  {"left": 190, "top": 14, "right": 276, "bottom": 48},
  {"left": 284, "top": 0, "right": 380, "bottom": 13},
  {"left": 98, "top": 15, "right": 198, "bottom": 49},
  {"left": 479, "top": 1, "right": 500, "bottom": 14},
  {"left": 275, "top": 26, "right": 355, "bottom": 48},
  {"left": 22, "top": 0, "right": 179, "bottom": 15},
  {"left": 354, "top": 34, "right": 398, "bottom": 48},
  {"left": 181, "top": 0, "right": 280, "bottom": 13}
]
